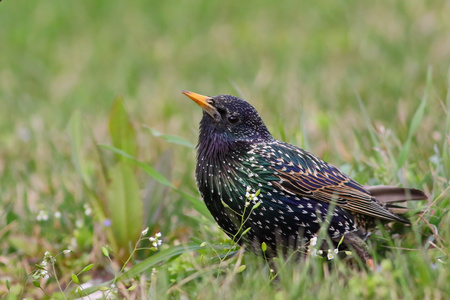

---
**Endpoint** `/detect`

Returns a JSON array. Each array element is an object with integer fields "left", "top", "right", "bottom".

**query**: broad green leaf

[
  {"left": 109, "top": 98, "right": 138, "bottom": 161},
  {"left": 107, "top": 163, "right": 143, "bottom": 255},
  {"left": 68, "top": 111, "right": 109, "bottom": 221}
]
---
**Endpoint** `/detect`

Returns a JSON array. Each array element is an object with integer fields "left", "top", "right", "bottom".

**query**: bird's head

[{"left": 182, "top": 91, "right": 273, "bottom": 147}]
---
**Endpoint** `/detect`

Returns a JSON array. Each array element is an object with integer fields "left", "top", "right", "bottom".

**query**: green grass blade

[
  {"left": 443, "top": 67, "right": 450, "bottom": 177},
  {"left": 100, "top": 144, "right": 175, "bottom": 188},
  {"left": 99, "top": 144, "right": 212, "bottom": 219},
  {"left": 408, "top": 67, "right": 432, "bottom": 136},
  {"left": 144, "top": 126, "right": 195, "bottom": 148},
  {"left": 174, "top": 190, "right": 213, "bottom": 221},
  {"left": 397, "top": 66, "right": 432, "bottom": 168},
  {"left": 356, "top": 92, "right": 379, "bottom": 146},
  {"left": 118, "top": 243, "right": 205, "bottom": 280},
  {"left": 76, "top": 243, "right": 205, "bottom": 297},
  {"left": 68, "top": 110, "right": 92, "bottom": 188}
]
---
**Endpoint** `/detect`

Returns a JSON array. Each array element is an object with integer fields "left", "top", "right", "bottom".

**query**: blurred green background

[
  {"left": 2, "top": 1, "right": 449, "bottom": 136},
  {"left": 0, "top": 0, "right": 449, "bottom": 298},
  {"left": 2, "top": 0, "right": 448, "bottom": 183}
]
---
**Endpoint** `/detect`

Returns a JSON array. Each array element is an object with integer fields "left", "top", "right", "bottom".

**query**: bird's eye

[{"left": 228, "top": 116, "right": 239, "bottom": 124}]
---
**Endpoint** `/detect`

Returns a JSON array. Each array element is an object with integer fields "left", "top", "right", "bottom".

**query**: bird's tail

[{"left": 365, "top": 185, "right": 428, "bottom": 215}]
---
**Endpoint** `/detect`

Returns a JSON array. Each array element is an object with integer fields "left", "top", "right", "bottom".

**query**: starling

[{"left": 182, "top": 91, "right": 427, "bottom": 265}]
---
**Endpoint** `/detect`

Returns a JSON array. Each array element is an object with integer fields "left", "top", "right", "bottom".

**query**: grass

[{"left": 0, "top": 0, "right": 449, "bottom": 299}]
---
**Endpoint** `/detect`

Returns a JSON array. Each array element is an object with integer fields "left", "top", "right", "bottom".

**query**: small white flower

[
  {"left": 327, "top": 249, "right": 334, "bottom": 260},
  {"left": 141, "top": 227, "right": 149, "bottom": 236},
  {"left": 149, "top": 233, "right": 163, "bottom": 249},
  {"left": 41, "top": 269, "right": 50, "bottom": 280},
  {"left": 83, "top": 204, "right": 92, "bottom": 216},
  {"left": 334, "top": 248, "right": 339, "bottom": 254},
  {"left": 317, "top": 250, "right": 323, "bottom": 255},
  {"left": 54, "top": 211, "right": 62, "bottom": 218},
  {"left": 310, "top": 236, "right": 317, "bottom": 247},
  {"left": 246, "top": 185, "right": 251, "bottom": 192},
  {"left": 63, "top": 249, "right": 71, "bottom": 255},
  {"left": 75, "top": 219, "right": 83, "bottom": 228},
  {"left": 37, "top": 210, "right": 49, "bottom": 221}
]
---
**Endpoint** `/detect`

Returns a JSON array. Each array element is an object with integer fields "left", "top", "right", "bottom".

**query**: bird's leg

[{"left": 336, "top": 231, "right": 374, "bottom": 269}]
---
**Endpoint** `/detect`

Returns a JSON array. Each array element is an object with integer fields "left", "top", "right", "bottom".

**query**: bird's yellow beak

[{"left": 182, "top": 91, "right": 219, "bottom": 119}]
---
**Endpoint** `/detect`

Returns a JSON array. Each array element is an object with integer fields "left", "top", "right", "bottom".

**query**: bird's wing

[{"left": 252, "top": 142, "right": 407, "bottom": 223}]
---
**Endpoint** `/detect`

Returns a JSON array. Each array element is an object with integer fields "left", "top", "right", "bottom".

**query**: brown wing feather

[
  {"left": 364, "top": 185, "right": 428, "bottom": 203},
  {"left": 258, "top": 142, "right": 409, "bottom": 223}
]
